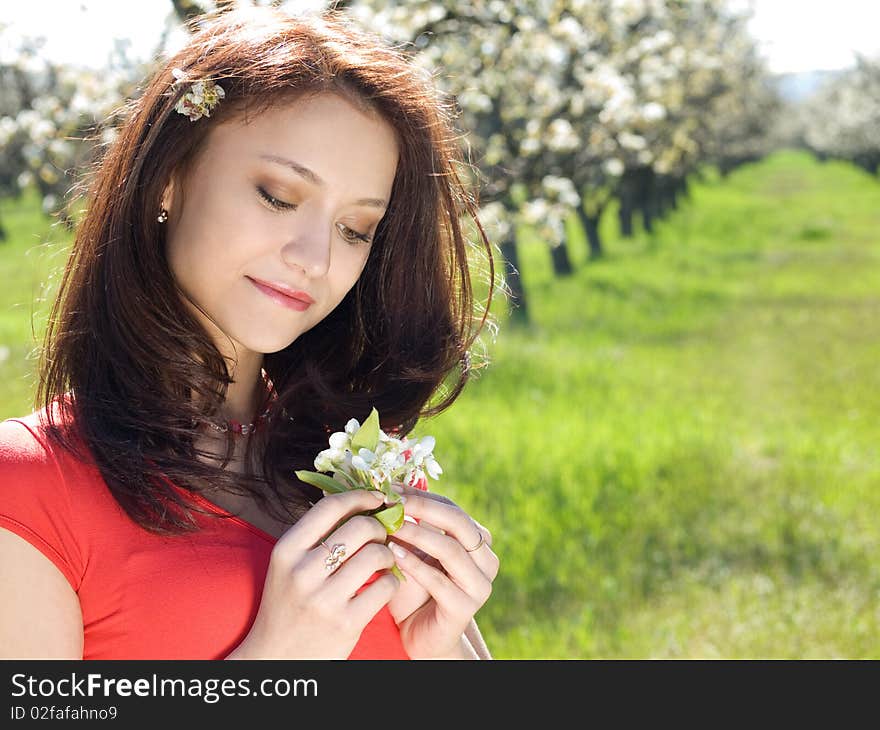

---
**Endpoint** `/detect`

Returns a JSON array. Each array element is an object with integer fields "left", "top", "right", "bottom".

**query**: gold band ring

[{"left": 464, "top": 531, "right": 485, "bottom": 553}]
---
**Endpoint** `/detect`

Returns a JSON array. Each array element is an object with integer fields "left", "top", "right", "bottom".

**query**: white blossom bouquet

[{"left": 295, "top": 408, "right": 442, "bottom": 579}]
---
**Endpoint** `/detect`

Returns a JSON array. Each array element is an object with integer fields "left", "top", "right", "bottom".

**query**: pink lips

[{"left": 248, "top": 277, "right": 314, "bottom": 311}]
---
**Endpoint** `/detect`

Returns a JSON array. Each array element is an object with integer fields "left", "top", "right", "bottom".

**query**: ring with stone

[{"left": 322, "top": 542, "right": 347, "bottom": 573}]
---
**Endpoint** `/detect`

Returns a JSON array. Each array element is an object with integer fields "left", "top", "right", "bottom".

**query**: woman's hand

[
  {"left": 227, "top": 489, "right": 400, "bottom": 659},
  {"left": 385, "top": 485, "right": 499, "bottom": 659}
]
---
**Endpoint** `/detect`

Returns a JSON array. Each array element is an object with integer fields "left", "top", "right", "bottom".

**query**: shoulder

[
  {"left": 0, "top": 402, "right": 95, "bottom": 591},
  {"left": 0, "top": 408, "right": 69, "bottom": 506},
  {"left": 0, "top": 396, "right": 101, "bottom": 489},
  {"left": 0, "top": 394, "right": 81, "bottom": 465},
  {"left": 0, "top": 410, "right": 65, "bottom": 480},
  {"left": 0, "top": 406, "right": 85, "bottom": 658},
  {"left": 0, "top": 402, "right": 85, "bottom": 515}
]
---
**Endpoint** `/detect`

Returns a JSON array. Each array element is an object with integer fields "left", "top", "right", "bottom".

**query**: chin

[{"left": 243, "top": 328, "right": 310, "bottom": 355}]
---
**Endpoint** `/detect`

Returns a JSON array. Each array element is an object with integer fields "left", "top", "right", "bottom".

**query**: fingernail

[
  {"left": 390, "top": 483, "right": 405, "bottom": 494},
  {"left": 390, "top": 542, "right": 407, "bottom": 560},
  {"left": 369, "top": 490, "right": 385, "bottom": 501}
]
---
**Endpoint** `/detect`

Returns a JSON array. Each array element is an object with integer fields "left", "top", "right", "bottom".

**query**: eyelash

[{"left": 256, "top": 186, "right": 373, "bottom": 244}]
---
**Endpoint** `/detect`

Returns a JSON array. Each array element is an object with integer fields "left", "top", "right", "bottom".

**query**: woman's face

[{"left": 162, "top": 91, "right": 399, "bottom": 358}]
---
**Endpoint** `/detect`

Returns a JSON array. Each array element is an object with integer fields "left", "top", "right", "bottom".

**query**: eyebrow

[{"left": 259, "top": 153, "right": 388, "bottom": 209}]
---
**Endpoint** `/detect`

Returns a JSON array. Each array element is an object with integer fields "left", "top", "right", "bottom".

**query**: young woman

[{"left": 0, "top": 6, "right": 498, "bottom": 660}]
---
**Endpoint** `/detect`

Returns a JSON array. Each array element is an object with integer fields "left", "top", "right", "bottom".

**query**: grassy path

[
  {"left": 2, "top": 151, "right": 879, "bottom": 657},
  {"left": 428, "top": 151, "right": 880, "bottom": 657}
]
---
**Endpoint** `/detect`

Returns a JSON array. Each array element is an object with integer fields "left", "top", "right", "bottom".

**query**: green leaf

[
  {"left": 334, "top": 469, "right": 362, "bottom": 490},
  {"left": 294, "top": 470, "right": 350, "bottom": 494},
  {"left": 379, "top": 477, "right": 400, "bottom": 504},
  {"left": 371, "top": 502, "right": 405, "bottom": 533},
  {"left": 390, "top": 563, "right": 406, "bottom": 582},
  {"left": 351, "top": 407, "right": 380, "bottom": 454}
]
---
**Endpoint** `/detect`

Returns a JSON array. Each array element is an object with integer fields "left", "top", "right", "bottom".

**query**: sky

[
  {"left": 2, "top": 0, "right": 880, "bottom": 75},
  {"left": 745, "top": 0, "right": 880, "bottom": 74}
]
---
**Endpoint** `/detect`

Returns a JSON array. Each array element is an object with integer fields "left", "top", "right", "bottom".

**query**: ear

[
  {"left": 162, "top": 173, "right": 179, "bottom": 213},
  {"left": 160, "top": 178, "right": 175, "bottom": 211}
]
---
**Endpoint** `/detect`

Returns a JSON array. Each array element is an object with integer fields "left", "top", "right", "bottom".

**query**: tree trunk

[
  {"left": 655, "top": 189, "right": 667, "bottom": 220},
  {"left": 639, "top": 168, "right": 656, "bottom": 234},
  {"left": 618, "top": 203, "right": 634, "bottom": 238},
  {"left": 656, "top": 177, "right": 672, "bottom": 218},
  {"left": 550, "top": 240, "right": 573, "bottom": 276},
  {"left": 576, "top": 207, "right": 603, "bottom": 259},
  {"left": 641, "top": 204, "right": 654, "bottom": 234},
  {"left": 677, "top": 176, "right": 691, "bottom": 201},
  {"left": 499, "top": 237, "right": 529, "bottom": 323},
  {"left": 617, "top": 171, "right": 642, "bottom": 238},
  {"left": 668, "top": 183, "right": 679, "bottom": 211}
]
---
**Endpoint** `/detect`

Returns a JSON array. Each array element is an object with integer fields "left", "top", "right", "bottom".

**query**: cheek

[
  {"left": 343, "top": 249, "right": 372, "bottom": 295},
  {"left": 170, "top": 208, "right": 262, "bottom": 277},
  {"left": 169, "top": 177, "right": 266, "bottom": 272},
  {"left": 350, "top": 246, "right": 373, "bottom": 281},
  {"left": 164, "top": 229, "right": 190, "bottom": 289},
  {"left": 323, "top": 248, "right": 371, "bottom": 312},
  {"left": 165, "top": 224, "right": 234, "bottom": 307}
]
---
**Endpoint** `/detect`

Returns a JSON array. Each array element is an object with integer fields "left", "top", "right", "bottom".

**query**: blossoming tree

[{"left": 1, "top": 0, "right": 782, "bottom": 325}]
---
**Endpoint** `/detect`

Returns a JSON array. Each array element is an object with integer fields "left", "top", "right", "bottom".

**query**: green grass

[
  {"left": 2, "top": 150, "right": 879, "bottom": 657},
  {"left": 0, "top": 187, "right": 70, "bottom": 414},
  {"left": 424, "top": 150, "right": 880, "bottom": 658}
]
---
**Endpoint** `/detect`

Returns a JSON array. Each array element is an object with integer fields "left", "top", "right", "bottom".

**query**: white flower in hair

[{"left": 171, "top": 67, "right": 225, "bottom": 122}]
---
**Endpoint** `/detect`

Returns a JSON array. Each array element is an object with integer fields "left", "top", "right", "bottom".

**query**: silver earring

[{"left": 157, "top": 208, "right": 168, "bottom": 223}]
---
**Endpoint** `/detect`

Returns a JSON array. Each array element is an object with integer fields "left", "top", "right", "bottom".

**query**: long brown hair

[{"left": 36, "top": 6, "right": 497, "bottom": 534}]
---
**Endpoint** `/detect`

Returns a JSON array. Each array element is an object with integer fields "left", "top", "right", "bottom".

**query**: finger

[
  {"left": 419, "top": 520, "right": 445, "bottom": 535},
  {"left": 275, "top": 489, "right": 385, "bottom": 556},
  {"left": 303, "top": 514, "right": 388, "bottom": 582},
  {"left": 387, "top": 568, "right": 432, "bottom": 622},
  {"left": 393, "top": 521, "right": 496, "bottom": 596},
  {"left": 349, "top": 572, "right": 401, "bottom": 626},
  {"left": 313, "top": 513, "right": 389, "bottom": 555},
  {"left": 392, "top": 483, "right": 456, "bottom": 507},
  {"left": 388, "top": 533, "right": 438, "bottom": 569},
  {"left": 388, "top": 541, "right": 482, "bottom": 624},
  {"left": 396, "top": 491, "right": 494, "bottom": 553},
  {"left": 406, "top": 519, "right": 442, "bottom": 562},
  {"left": 461, "top": 522, "right": 490, "bottom": 553},
  {"left": 392, "top": 485, "right": 452, "bottom": 528},
  {"left": 327, "top": 542, "right": 399, "bottom": 598},
  {"left": 302, "top": 515, "right": 393, "bottom": 588},
  {"left": 462, "top": 525, "right": 500, "bottom": 581}
]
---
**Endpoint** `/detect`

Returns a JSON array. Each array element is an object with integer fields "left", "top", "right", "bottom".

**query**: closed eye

[
  {"left": 257, "top": 186, "right": 296, "bottom": 211},
  {"left": 258, "top": 186, "right": 372, "bottom": 245},
  {"left": 336, "top": 223, "right": 372, "bottom": 245}
]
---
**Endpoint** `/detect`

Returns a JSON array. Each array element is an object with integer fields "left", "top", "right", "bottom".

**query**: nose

[{"left": 280, "top": 210, "right": 332, "bottom": 279}]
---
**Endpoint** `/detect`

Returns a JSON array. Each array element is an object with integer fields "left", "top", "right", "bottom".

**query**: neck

[
  {"left": 217, "top": 349, "right": 267, "bottom": 424},
  {"left": 190, "top": 352, "right": 271, "bottom": 442},
  {"left": 192, "top": 352, "right": 269, "bottom": 470},
  {"left": 179, "top": 294, "right": 268, "bottom": 427}
]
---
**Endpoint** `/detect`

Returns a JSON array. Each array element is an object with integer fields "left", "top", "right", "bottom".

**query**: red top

[{"left": 0, "top": 404, "right": 410, "bottom": 659}]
